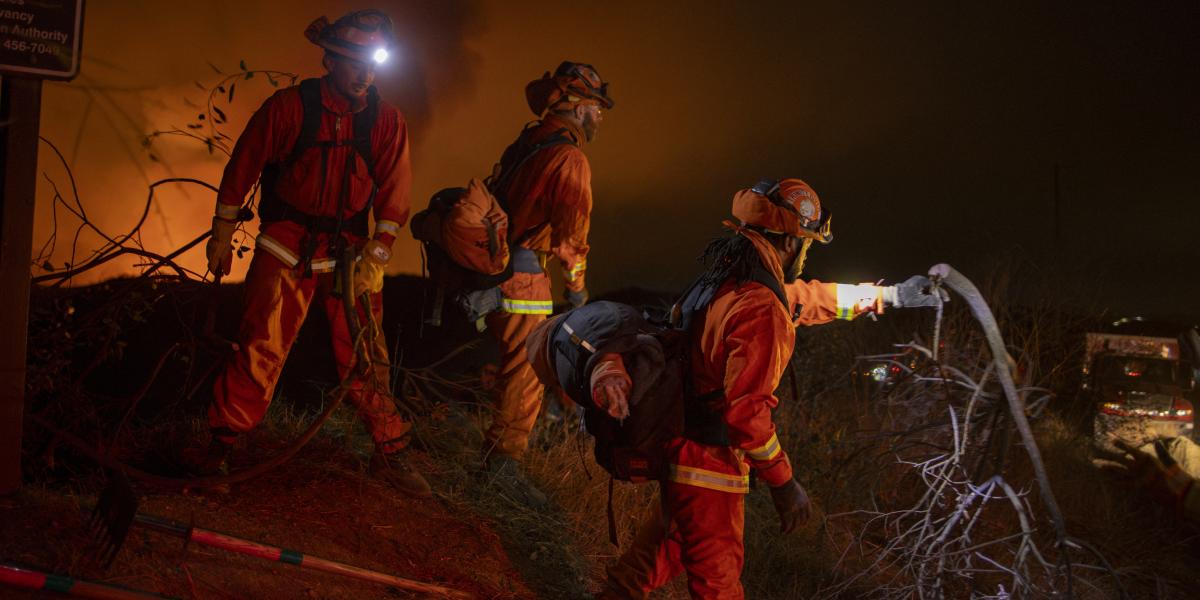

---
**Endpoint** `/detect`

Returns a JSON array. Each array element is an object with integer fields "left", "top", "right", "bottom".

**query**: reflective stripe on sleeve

[
  {"left": 836, "top": 283, "right": 879, "bottom": 320},
  {"left": 215, "top": 202, "right": 241, "bottom": 221},
  {"left": 668, "top": 465, "right": 750, "bottom": 494},
  {"left": 375, "top": 219, "right": 402, "bottom": 237},
  {"left": 747, "top": 432, "right": 782, "bottom": 462},
  {"left": 500, "top": 298, "right": 553, "bottom": 315}
]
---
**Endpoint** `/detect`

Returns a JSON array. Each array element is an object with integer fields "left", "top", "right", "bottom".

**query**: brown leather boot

[{"left": 370, "top": 451, "right": 433, "bottom": 499}]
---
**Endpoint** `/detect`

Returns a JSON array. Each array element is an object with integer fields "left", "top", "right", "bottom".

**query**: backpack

[
  {"left": 258, "top": 78, "right": 378, "bottom": 239},
  {"left": 410, "top": 122, "right": 574, "bottom": 327},
  {"left": 411, "top": 181, "right": 514, "bottom": 327},
  {"left": 539, "top": 262, "right": 789, "bottom": 484},
  {"left": 544, "top": 301, "right": 688, "bottom": 483},
  {"left": 257, "top": 78, "right": 379, "bottom": 276}
]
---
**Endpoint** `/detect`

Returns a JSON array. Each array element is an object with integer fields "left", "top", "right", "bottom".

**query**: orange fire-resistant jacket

[
  {"left": 214, "top": 77, "right": 411, "bottom": 273},
  {"left": 788, "top": 279, "right": 862, "bottom": 326},
  {"left": 670, "top": 229, "right": 868, "bottom": 494},
  {"left": 495, "top": 115, "right": 592, "bottom": 314}
]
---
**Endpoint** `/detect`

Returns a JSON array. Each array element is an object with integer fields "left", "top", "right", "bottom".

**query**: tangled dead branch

[
  {"left": 820, "top": 264, "right": 1126, "bottom": 599},
  {"left": 24, "top": 61, "right": 475, "bottom": 490}
]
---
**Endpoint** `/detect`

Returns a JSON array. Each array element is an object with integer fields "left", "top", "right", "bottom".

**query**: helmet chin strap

[{"left": 784, "top": 238, "right": 812, "bottom": 283}]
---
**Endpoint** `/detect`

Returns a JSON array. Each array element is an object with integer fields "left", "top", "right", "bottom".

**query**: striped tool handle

[
  {"left": 0, "top": 562, "right": 177, "bottom": 600},
  {"left": 134, "top": 514, "right": 475, "bottom": 599}
]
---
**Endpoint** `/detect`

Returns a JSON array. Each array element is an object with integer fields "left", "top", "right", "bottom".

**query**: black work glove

[
  {"left": 769, "top": 478, "right": 811, "bottom": 534},
  {"left": 893, "top": 275, "right": 949, "bottom": 308},
  {"left": 565, "top": 287, "right": 588, "bottom": 309}
]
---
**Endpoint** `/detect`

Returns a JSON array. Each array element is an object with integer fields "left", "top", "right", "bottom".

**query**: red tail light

[{"left": 1167, "top": 397, "right": 1194, "bottom": 422}]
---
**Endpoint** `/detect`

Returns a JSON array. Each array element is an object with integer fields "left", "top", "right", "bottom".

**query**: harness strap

[
  {"left": 286, "top": 79, "right": 325, "bottom": 167},
  {"left": 674, "top": 255, "right": 789, "bottom": 446},
  {"left": 261, "top": 78, "right": 380, "bottom": 277},
  {"left": 488, "top": 124, "right": 576, "bottom": 215},
  {"left": 285, "top": 79, "right": 378, "bottom": 174},
  {"left": 562, "top": 322, "right": 597, "bottom": 353}
]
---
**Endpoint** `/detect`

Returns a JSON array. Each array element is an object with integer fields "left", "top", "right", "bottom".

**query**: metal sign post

[
  {"left": 0, "top": 0, "right": 84, "bottom": 494},
  {"left": 0, "top": 74, "right": 41, "bottom": 495}
]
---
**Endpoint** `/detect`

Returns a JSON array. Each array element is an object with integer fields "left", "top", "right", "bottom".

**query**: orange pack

[{"left": 412, "top": 178, "right": 510, "bottom": 276}]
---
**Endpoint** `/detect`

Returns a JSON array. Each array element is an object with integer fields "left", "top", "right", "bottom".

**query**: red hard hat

[
  {"left": 305, "top": 10, "right": 395, "bottom": 64},
  {"left": 732, "top": 178, "right": 832, "bottom": 244},
  {"left": 525, "top": 61, "right": 614, "bottom": 116}
]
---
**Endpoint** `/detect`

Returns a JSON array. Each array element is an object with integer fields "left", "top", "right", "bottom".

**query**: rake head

[{"left": 88, "top": 470, "right": 139, "bottom": 569}]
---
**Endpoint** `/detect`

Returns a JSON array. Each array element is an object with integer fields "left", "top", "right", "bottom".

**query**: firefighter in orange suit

[
  {"left": 195, "top": 10, "right": 430, "bottom": 498},
  {"left": 598, "top": 178, "right": 944, "bottom": 599},
  {"left": 481, "top": 62, "right": 613, "bottom": 498}
]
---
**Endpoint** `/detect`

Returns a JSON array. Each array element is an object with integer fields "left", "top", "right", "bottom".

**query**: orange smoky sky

[{"left": 32, "top": 2, "right": 1200, "bottom": 319}]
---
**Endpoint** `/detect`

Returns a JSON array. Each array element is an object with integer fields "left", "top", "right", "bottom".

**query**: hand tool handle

[
  {"left": 0, "top": 563, "right": 177, "bottom": 600},
  {"left": 133, "top": 514, "right": 474, "bottom": 599}
]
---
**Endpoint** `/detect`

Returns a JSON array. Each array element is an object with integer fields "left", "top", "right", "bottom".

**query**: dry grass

[
  {"left": 18, "top": 262, "right": 1200, "bottom": 599},
  {"left": 514, "top": 263, "right": 1199, "bottom": 598}
]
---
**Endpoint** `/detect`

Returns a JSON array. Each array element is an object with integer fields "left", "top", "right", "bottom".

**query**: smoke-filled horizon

[{"left": 31, "top": 1, "right": 1200, "bottom": 322}]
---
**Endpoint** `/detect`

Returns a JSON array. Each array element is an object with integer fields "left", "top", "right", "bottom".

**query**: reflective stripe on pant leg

[
  {"left": 667, "top": 479, "right": 746, "bottom": 600},
  {"left": 496, "top": 270, "right": 553, "bottom": 315},
  {"left": 483, "top": 311, "right": 546, "bottom": 459},
  {"left": 210, "top": 252, "right": 316, "bottom": 434},
  {"left": 605, "top": 486, "right": 684, "bottom": 599},
  {"left": 324, "top": 287, "right": 410, "bottom": 452},
  {"left": 500, "top": 297, "right": 553, "bottom": 315}
]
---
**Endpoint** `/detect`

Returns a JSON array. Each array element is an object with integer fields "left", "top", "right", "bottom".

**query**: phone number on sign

[{"left": 2, "top": 39, "right": 57, "bottom": 54}]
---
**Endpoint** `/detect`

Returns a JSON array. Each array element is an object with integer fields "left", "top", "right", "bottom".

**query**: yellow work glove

[
  {"left": 354, "top": 239, "right": 390, "bottom": 297},
  {"left": 205, "top": 217, "right": 237, "bottom": 276}
]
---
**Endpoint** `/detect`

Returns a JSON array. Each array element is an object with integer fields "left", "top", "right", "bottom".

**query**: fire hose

[{"left": 927, "top": 263, "right": 1073, "bottom": 591}]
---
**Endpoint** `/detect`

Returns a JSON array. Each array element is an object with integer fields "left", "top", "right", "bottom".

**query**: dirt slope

[{"left": 1, "top": 447, "right": 535, "bottom": 599}]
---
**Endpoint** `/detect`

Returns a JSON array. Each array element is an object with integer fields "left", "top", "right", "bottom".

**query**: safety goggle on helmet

[
  {"left": 738, "top": 178, "right": 833, "bottom": 244},
  {"left": 526, "top": 60, "right": 615, "bottom": 116},
  {"left": 553, "top": 61, "right": 614, "bottom": 109}
]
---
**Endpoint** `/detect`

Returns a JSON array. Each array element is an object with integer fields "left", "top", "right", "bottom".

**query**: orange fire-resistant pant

[
  {"left": 605, "top": 481, "right": 746, "bottom": 600},
  {"left": 483, "top": 309, "right": 547, "bottom": 460},
  {"left": 209, "top": 252, "right": 410, "bottom": 453}
]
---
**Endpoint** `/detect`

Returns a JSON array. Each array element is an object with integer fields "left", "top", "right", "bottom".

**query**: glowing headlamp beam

[{"left": 373, "top": 48, "right": 389, "bottom": 64}]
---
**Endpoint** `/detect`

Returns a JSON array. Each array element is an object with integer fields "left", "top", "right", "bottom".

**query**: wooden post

[{"left": 0, "top": 75, "right": 42, "bottom": 494}]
